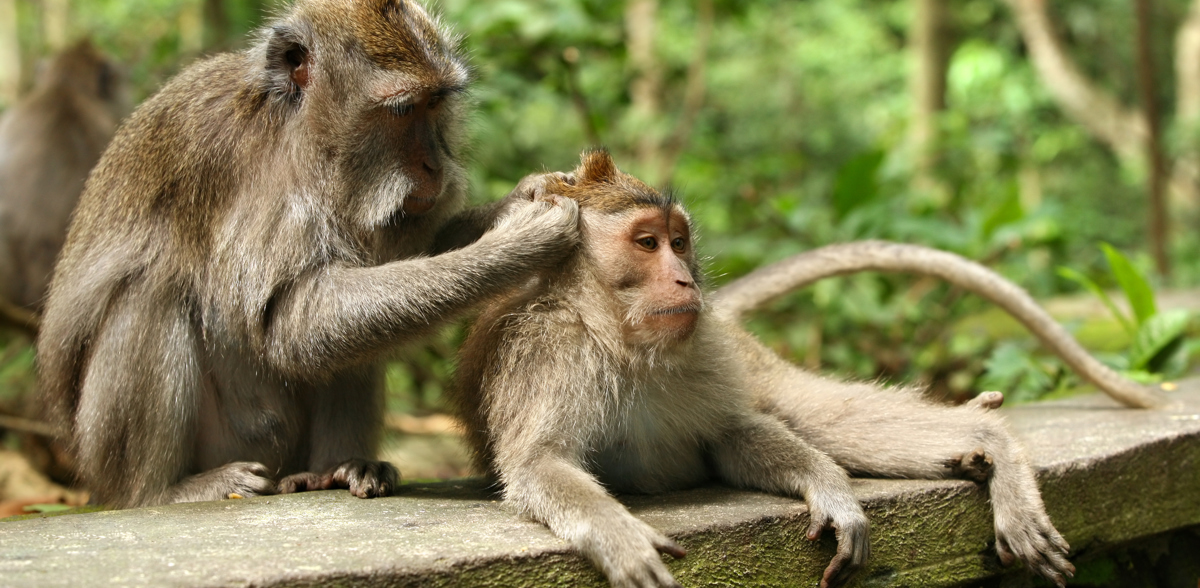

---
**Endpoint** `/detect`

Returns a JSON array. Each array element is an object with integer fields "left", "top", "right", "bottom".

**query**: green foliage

[
  {"left": 1100, "top": 243, "right": 1157, "bottom": 326},
  {"left": 4, "top": 0, "right": 1198, "bottom": 413}
]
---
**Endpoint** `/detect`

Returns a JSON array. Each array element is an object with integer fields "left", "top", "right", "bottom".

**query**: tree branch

[{"left": 1004, "top": 0, "right": 1147, "bottom": 163}]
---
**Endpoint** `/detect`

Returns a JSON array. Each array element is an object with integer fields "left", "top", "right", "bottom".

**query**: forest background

[{"left": 1, "top": 0, "right": 1199, "bottom": 459}]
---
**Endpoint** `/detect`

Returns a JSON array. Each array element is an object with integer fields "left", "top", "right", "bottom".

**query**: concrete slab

[{"left": 2, "top": 385, "right": 1198, "bottom": 587}]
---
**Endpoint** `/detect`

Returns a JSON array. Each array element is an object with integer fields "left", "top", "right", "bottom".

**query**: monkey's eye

[
  {"left": 637, "top": 237, "right": 658, "bottom": 251},
  {"left": 428, "top": 94, "right": 444, "bottom": 109},
  {"left": 671, "top": 237, "right": 687, "bottom": 252},
  {"left": 388, "top": 103, "right": 414, "bottom": 117}
]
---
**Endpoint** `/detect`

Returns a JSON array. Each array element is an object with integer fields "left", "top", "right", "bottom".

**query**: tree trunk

[
  {"left": 179, "top": 0, "right": 205, "bottom": 56},
  {"left": 625, "top": 0, "right": 663, "bottom": 183},
  {"left": 204, "top": 0, "right": 230, "bottom": 51},
  {"left": 42, "top": 0, "right": 70, "bottom": 52},
  {"left": 1173, "top": 0, "right": 1200, "bottom": 209},
  {"left": 657, "top": 0, "right": 714, "bottom": 185},
  {"left": 909, "top": 0, "right": 952, "bottom": 191},
  {"left": 1135, "top": 0, "right": 1170, "bottom": 278},
  {"left": 0, "top": 0, "right": 19, "bottom": 109}
]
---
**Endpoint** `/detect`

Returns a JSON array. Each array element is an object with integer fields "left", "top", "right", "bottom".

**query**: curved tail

[{"left": 711, "top": 240, "right": 1167, "bottom": 409}]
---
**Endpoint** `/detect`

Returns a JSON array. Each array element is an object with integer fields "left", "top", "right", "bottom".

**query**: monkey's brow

[{"left": 379, "top": 83, "right": 466, "bottom": 104}]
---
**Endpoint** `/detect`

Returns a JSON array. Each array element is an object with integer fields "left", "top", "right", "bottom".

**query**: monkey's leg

[
  {"left": 502, "top": 455, "right": 686, "bottom": 588},
  {"left": 278, "top": 368, "right": 397, "bottom": 498},
  {"left": 712, "top": 413, "right": 869, "bottom": 588},
  {"left": 74, "top": 293, "right": 273, "bottom": 508},
  {"left": 734, "top": 332, "right": 1074, "bottom": 586}
]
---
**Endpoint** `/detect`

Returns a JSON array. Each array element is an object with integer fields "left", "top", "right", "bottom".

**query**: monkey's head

[
  {"left": 260, "top": 0, "right": 470, "bottom": 227},
  {"left": 547, "top": 151, "right": 704, "bottom": 346},
  {"left": 39, "top": 39, "right": 124, "bottom": 107}
]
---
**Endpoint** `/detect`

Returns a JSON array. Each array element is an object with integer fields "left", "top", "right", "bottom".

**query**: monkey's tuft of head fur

[{"left": 546, "top": 150, "right": 674, "bottom": 214}]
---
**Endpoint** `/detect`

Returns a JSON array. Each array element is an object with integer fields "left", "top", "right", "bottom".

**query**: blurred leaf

[
  {"left": 22, "top": 504, "right": 71, "bottom": 514},
  {"left": 981, "top": 183, "right": 1024, "bottom": 240},
  {"left": 1128, "top": 309, "right": 1190, "bottom": 372},
  {"left": 1056, "top": 267, "right": 1135, "bottom": 335},
  {"left": 978, "top": 342, "right": 1055, "bottom": 403},
  {"left": 1100, "top": 243, "right": 1156, "bottom": 325},
  {"left": 831, "top": 150, "right": 884, "bottom": 221}
]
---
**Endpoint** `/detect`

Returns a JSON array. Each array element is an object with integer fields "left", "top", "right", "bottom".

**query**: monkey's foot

[
  {"left": 169, "top": 461, "right": 276, "bottom": 504},
  {"left": 967, "top": 391, "right": 1005, "bottom": 410},
  {"left": 277, "top": 471, "right": 335, "bottom": 494},
  {"left": 995, "top": 513, "right": 1074, "bottom": 588},
  {"left": 329, "top": 459, "right": 400, "bottom": 498},
  {"left": 279, "top": 459, "right": 399, "bottom": 498},
  {"left": 944, "top": 449, "right": 993, "bottom": 484}
]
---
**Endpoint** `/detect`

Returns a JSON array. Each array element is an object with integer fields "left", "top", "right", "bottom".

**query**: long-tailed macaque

[
  {"left": 449, "top": 150, "right": 1079, "bottom": 588},
  {"left": 0, "top": 40, "right": 124, "bottom": 336},
  {"left": 37, "top": 0, "right": 580, "bottom": 509}
]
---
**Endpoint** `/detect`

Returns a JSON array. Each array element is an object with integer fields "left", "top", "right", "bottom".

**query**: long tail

[{"left": 711, "top": 240, "right": 1167, "bottom": 409}]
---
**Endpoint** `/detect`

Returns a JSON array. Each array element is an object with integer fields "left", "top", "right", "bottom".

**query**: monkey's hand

[
  {"left": 501, "top": 171, "right": 576, "bottom": 207},
  {"left": 488, "top": 196, "right": 581, "bottom": 262},
  {"left": 805, "top": 491, "right": 870, "bottom": 588},
  {"left": 167, "top": 461, "right": 276, "bottom": 504},
  {"left": 581, "top": 514, "right": 686, "bottom": 588},
  {"left": 278, "top": 459, "right": 399, "bottom": 498},
  {"left": 994, "top": 505, "right": 1073, "bottom": 587}
]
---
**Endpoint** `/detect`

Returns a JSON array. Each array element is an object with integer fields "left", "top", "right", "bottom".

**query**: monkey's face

[
  {"left": 269, "top": 0, "right": 470, "bottom": 230},
  {"left": 585, "top": 206, "right": 703, "bottom": 346}
]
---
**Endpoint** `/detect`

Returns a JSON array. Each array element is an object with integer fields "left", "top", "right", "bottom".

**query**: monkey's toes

[
  {"left": 330, "top": 459, "right": 400, "bottom": 498},
  {"left": 944, "top": 448, "right": 993, "bottom": 483},
  {"left": 968, "top": 391, "right": 1005, "bottom": 410},
  {"left": 277, "top": 471, "right": 333, "bottom": 494}
]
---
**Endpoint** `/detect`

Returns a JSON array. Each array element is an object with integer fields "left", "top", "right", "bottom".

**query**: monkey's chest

[{"left": 590, "top": 403, "right": 721, "bottom": 494}]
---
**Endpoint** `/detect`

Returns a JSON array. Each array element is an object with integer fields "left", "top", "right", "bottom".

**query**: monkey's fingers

[
  {"left": 653, "top": 536, "right": 687, "bottom": 559},
  {"left": 819, "top": 552, "right": 859, "bottom": 588},
  {"left": 805, "top": 510, "right": 831, "bottom": 541},
  {"left": 330, "top": 459, "right": 400, "bottom": 498},
  {"left": 967, "top": 391, "right": 1004, "bottom": 410},
  {"left": 277, "top": 471, "right": 333, "bottom": 494}
]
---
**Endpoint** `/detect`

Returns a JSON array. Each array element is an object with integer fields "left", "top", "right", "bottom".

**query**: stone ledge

[{"left": 2, "top": 385, "right": 1199, "bottom": 587}]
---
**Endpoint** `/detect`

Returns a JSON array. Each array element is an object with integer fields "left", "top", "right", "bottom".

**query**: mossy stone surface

[{"left": 1, "top": 385, "right": 1198, "bottom": 587}]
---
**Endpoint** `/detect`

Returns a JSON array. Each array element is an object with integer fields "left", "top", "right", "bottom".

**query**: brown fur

[
  {"left": 37, "top": 0, "right": 579, "bottom": 509},
  {"left": 450, "top": 151, "right": 1073, "bottom": 587},
  {"left": 0, "top": 40, "right": 124, "bottom": 335}
]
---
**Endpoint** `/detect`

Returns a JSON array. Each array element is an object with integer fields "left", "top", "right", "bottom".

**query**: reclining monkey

[{"left": 448, "top": 150, "right": 1096, "bottom": 588}]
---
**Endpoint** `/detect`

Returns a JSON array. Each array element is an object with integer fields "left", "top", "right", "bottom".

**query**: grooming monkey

[
  {"left": 0, "top": 40, "right": 124, "bottom": 336},
  {"left": 37, "top": 0, "right": 579, "bottom": 509},
  {"left": 450, "top": 150, "right": 1082, "bottom": 588}
]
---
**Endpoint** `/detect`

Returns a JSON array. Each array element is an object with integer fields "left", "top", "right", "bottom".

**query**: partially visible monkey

[
  {"left": 449, "top": 150, "right": 1077, "bottom": 588},
  {"left": 38, "top": 0, "right": 580, "bottom": 509},
  {"left": 0, "top": 40, "right": 124, "bottom": 336}
]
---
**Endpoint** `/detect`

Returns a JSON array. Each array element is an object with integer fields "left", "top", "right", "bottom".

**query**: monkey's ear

[
  {"left": 265, "top": 26, "right": 311, "bottom": 99},
  {"left": 577, "top": 149, "right": 619, "bottom": 185}
]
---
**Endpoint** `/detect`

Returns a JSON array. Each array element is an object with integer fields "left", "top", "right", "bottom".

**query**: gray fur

[{"left": 37, "top": 0, "right": 580, "bottom": 509}]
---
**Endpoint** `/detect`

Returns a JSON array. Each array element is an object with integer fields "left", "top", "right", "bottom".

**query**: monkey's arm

[
  {"left": 712, "top": 412, "right": 869, "bottom": 588},
  {"left": 262, "top": 199, "right": 578, "bottom": 378},
  {"left": 484, "top": 332, "right": 686, "bottom": 588},
  {"left": 731, "top": 327, "right": 1074, "bottom": 586},
  {"left": 711, "top": 240, "right": 1165, "bottom": 409}
]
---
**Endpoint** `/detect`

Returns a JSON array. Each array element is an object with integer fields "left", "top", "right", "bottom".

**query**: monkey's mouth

[{"left": 649, "top": 304, "right": 701, "bottom": 317}]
